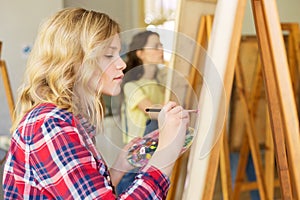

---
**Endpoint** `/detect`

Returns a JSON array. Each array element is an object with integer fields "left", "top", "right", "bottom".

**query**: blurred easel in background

[
  {"left": 0, "top": 41, "right": 14, "bottom": 164},
  {"left": 0, "top": 41, "right": 14, "bottom": 121}
]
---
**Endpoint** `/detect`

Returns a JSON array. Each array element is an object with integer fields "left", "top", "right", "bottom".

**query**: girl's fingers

[
  {"left": 181, "top": 110, "right": 190, "bottom": 118},
  {"left": 123, "top": 137, "right": 141, "bottom": 150},
  {"left": 161, "top": 101, "right": 177, "bottom": 113},
  {"left": 180, "top": 114, "right": 189, "bottom": 119},
  {"left": 169, "top": 106, "right": 183, "bottom": 114}
]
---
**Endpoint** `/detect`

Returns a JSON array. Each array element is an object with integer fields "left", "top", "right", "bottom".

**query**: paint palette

[{"left": 127, "top": 127, "right": 194, "bottom": 167}]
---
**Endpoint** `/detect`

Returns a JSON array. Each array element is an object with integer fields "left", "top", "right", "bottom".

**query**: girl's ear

[{"left": 136, "top": 50, "right": 144, "bottom": 60}]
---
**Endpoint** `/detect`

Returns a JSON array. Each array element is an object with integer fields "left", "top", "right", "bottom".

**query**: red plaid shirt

[{"left": 3, "top": 103, "right": 170, "bottom": 199}]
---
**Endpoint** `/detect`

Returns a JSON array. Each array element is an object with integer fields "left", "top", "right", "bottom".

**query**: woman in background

[
  {"left": 121, "top": 30, "right": 166, "bottom": 144},
  {"left": 2, "top": 8, "right": 189, "bottom": 199},
  {"left": 117, "top": 31, "right": 168, "bottom": 194}
]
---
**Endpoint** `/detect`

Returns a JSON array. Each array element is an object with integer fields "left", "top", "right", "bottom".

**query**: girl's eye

[
  {"left": 105, "top": 55, "right": 114, "bottom": 58},
  {"left": 155, "top": 43, "right": 163, "bottom": 49}
]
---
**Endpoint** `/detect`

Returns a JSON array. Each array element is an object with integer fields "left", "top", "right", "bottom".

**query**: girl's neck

[
  {"left": 141, "top": 64, "right": 157, "bottom": 80},
  {"left": 141, "top": 74, "right": 154, "bottom": 79}
]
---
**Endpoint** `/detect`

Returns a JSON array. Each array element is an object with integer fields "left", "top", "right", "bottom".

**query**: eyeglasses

[{"left": 143, "top": 43, "right": 163, "bottom": 50}]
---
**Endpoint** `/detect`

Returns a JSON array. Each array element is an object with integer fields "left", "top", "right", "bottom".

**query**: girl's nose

[{"left": 116, "top": 58, "right": 126, "bottom": 70}]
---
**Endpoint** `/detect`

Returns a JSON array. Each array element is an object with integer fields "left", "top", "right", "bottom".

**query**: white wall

[
  {"left": 64, "top": 0, "right": 141, "bottom": 31},
  {"left": 0, "top": 0, "right": 63, "bottom": 135},
  {"left": 242, "top": 0, "right": 300, "bottom": 34}
]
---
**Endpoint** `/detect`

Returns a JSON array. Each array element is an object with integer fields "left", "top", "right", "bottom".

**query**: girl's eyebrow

[
  {"left": 108, "top": 46, "right": 118, "bottom": 50},
  {"left": 108, "top": 46, "right": 122, "bottom": 53}
]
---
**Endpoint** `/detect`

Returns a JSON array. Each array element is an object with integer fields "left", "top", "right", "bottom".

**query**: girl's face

[
  {"left": 90, "top": 34, "right": 126, "bottom": 96},
  {"left": 138, "top": 34, "right": 164, "bottom": 65}
]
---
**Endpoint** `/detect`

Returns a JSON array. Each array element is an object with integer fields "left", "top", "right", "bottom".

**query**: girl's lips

[{"left": 114, "top": 74, "right": 124, "bottom": 81}]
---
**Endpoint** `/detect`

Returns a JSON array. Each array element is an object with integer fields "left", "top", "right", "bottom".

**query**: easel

[
  {"left": 252, "top": 0, "right": 300, "bottom": 198},
  {"left": 188, "top": 20, "right": 296, "bottom": 200},
  {"left": 232, "top": 53, "right": 269, "bottom": 199},
  {"left": 185, "top": 15, "right": 213, "bottom": 108},
  {"left": 181, "top": 0, "right": 300, "bottom": 199},
  {"left": 167, "top": 15, "right": 227, "bottom": 200},
  {"left": 181, "top": 1, "right": 247, "bottom": 199},
  {"left": 185, "top": 15, "right": 233, "bottom": 200},
  {"left": 233, "top": 23, "right": 300, "bottom": 198},
  {"left": 0, "top": 41, "right": 15, "bottom": 121}
]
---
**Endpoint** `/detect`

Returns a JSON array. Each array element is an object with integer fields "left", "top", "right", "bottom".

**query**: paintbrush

[{"left": 145, "top": 108, "right": 200, "bottom": 113}]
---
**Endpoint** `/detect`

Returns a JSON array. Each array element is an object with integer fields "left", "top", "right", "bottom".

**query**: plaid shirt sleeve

[
  {"left": 3, "top": 104, "right": 170, "bottom": 199},
  {"left": 122, "top": 166, "right": 170, "bottom": 199}
]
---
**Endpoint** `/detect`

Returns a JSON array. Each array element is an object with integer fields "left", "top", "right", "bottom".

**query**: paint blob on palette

[{"left": 127, "top": 127, "right": 194, "bottom": 167}]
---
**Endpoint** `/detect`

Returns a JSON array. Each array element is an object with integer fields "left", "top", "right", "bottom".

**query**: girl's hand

[
  {"left": 145, "top": 101, "right": 190, "bottom": 176},
  {"left": 157, "top": 101, "right": 189, "bottom": 153},
  {"left": 112, "top": 137, "right": 141, "bottom": 172},
  {"left": 110, "top": 137, "right": 141, "bottom": 186}
]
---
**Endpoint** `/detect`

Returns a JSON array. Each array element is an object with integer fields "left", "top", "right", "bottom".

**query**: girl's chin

[
  {"left": 111, "top": 91, "right": 121, "bottom": 96},
  {"left": 103, "top": 88, "right": 121, "bottom": 96}
]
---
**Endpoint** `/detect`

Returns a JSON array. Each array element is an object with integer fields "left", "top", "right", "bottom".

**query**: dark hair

[
  {"left": 118, "top": 30, "right": 160, "bottom": 114},
  {"left": 122, "top": 30, "right": 159, "bottom": 83}
]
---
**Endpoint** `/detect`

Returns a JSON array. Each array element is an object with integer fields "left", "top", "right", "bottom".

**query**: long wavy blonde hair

[{"left": 11, "top": 8, "right": 120, "bottom": 133}]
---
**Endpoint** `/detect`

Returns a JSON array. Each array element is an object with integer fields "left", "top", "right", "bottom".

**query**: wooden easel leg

[
  {"left": 185, "top": 15, "right": 212, "bottom": 108},
  {"left": 234, "top": 60, "right": 268, "bottom": 199},
  {"left": 0, "top": 60, "right": 15, "bottom": 121},
  {"left": 232, "top": 135, "right": 249, "bottom": 199},
  {"left": 281, "top": 23, "right": 300, "bottom": 113},
  {"left": 264, "top": 109, "right": 274, "bottom": 199},
  {"left": 252, "top": 0, "right": 300, "bottom": 198},
  {"left": 166, "top": 151, "right": 188, "bottom": 200},
  {"left": 232, "top": 52, "right": 269, "bottom": 198},
  {"left": 291, "top": 24, "right": 300, "bottom": 116},
  {"left": 219, "top": 128, "right": 232, "bottom": 200},
  {"left": 204, "top": 15, "right": 213, "bottom": 44}
]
